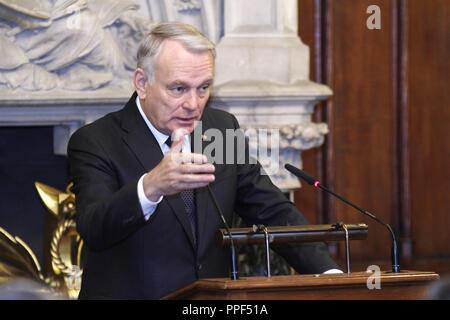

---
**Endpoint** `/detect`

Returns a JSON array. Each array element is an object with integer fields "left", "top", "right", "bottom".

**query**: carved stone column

[{"left": 210, "top": 0, "right": 332, "bottom": 191}]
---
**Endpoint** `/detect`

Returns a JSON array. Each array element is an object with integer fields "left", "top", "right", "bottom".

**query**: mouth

[{"left": 175, "top": 117, "right": 197, "bottom": 125}]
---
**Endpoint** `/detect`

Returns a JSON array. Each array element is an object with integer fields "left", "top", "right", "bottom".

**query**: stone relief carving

[
  {"left": 0, "top": 0, "right": 152, "bottom": 93},
  {"left": 279, "top": 122, "right": 329, "bottom": 150},
  {"left": 243, "top": 122, "right": 329, "bottom": 190},
  {"left": 173, "top": 0, "right": 202, "bottom": 12},
  {"left": 0, "top": 0, "right": 221, "bottom": 96},
  {"left": 146, "top": 0, "right": 221, "bottom": 44}
]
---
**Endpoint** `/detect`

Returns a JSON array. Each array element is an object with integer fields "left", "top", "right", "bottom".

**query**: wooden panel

[
  {"left": 407, "top": 0, "right": 450, "bottom": 259},
  {"left": 323, "top": 0, "right": 397, "bottom": 263},
  {"left": 295, "top": 0, "right": 450, "bottom": 274},
  {"left": 295, "top": 0, "right": 323, "bottom": 225}
]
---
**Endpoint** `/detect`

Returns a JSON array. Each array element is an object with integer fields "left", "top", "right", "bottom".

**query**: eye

[
  {"left": 171, "top": 86, "right": 185, "bottom": 93},
  {"left": 168, "top": 85, "right": 187, "bottom": 96},
  {"left": 198, "top": 83, "right": 211, "bottom": 95}
]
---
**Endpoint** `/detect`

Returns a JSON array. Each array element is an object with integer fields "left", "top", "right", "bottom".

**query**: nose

[{"left": 182, "top": 90, "right": 200, "bottom": 110}]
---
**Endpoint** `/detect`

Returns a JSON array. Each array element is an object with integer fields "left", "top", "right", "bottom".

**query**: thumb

[{"left": 169, "top": 128, "right": 188, "bottom": 153}]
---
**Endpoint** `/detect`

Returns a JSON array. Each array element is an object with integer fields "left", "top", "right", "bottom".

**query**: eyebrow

[
  {"left": 199, "top": 79, "right": 213, "bottom": 87},
  {"left": 167, "top": 79, "right": 213, "bottom": 88}
]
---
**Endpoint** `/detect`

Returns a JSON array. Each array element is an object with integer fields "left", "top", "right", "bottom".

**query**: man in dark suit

[{"left": 68, "top": 22, "right": 340, "bottom": 299}]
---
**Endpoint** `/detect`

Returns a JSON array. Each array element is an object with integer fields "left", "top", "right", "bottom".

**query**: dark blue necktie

[{"left": 165, "top": 137, "right": 197, "bottom": 243}]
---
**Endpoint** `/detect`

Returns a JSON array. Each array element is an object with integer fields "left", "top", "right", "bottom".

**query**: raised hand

[{"left": 142, "top": 129, "right": 215, "bottom": 202}]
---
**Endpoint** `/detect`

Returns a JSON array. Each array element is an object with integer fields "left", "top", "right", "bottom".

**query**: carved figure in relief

[{"left": 0, "top": 0, "right": 152, "bottom": 91}]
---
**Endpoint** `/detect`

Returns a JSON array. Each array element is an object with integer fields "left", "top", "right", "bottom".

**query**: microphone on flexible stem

[
  {"left": 207, "top": 185, "right": 239, "bottom": 280},
  {"left": 285, "top": 163, "right": 400, "bottom": 273}
]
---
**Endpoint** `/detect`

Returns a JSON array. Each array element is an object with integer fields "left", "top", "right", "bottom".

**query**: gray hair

[{"left": 137, "top": 22, "right": 216, "bottom": 82}]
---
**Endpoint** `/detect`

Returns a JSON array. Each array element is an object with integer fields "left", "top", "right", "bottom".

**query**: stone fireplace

[{"left": 0, "top": 0, "right": 332, "bottom": 268}]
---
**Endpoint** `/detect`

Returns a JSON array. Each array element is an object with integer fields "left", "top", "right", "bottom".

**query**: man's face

[{"left": 139, "top": 39, "right": 214, "bottom": 136}]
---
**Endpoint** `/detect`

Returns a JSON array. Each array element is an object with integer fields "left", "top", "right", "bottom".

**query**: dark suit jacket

[{"left": 68, "top": 92, "right": 339, "bottom": 299}]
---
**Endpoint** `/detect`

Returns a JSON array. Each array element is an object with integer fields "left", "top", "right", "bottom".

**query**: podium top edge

[{"left": 194, "top": 270, "right": 440, "bottom": 288}]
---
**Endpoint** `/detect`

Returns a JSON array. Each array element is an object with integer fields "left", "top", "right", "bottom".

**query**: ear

[{"left": 134, "top": 68, "right": 148, "bottom": 99}]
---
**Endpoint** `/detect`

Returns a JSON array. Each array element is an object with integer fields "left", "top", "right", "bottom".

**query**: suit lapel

[
  {"left": 121, "top": 92, "right": 163, "bottom": 172},
  {"left": 120, "top": 92, "right": 197, "bottom": 249}
]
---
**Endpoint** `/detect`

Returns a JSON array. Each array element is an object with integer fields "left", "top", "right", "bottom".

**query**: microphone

[
  {"left": 206, "top": 185, "right": 239, "bottom": 280},
  {"left": 285, "top": 163, "right": 400, "bottom": 273}
]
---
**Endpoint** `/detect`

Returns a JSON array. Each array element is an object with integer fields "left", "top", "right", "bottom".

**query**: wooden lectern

[
  {"left": 162, "top": 224, "right": 439, "bottom": 300},
  {"left": 162, "top": 270, "right": 439, "bottom": 300}
]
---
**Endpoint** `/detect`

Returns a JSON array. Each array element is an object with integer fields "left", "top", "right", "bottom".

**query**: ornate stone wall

[{"left": 0, "top": 0, "right": 332, "bottom": 191}]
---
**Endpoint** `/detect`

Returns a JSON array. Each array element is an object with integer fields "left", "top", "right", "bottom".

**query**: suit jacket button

[{"left": 197, "top": 264, "right": 202, "bottom": 271}]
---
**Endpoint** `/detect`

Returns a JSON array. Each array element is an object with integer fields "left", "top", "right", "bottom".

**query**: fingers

[
  {"left": 143, "top": 128, "right": 215, "bottom": 198},
  {"left": 143, "top": 162, "right": 215, "bottom": 199},
  {"left": 179, "top": 162, "right": 215, "bottom": 174},
  {"left": 170, "top": 151, "right": 208, "bottom": 165},
  {"left": 168, "top": 128, "right": 188, "bottom": 154},
  {"left": 153, "top": 166, "right": 215, "bottom": 195},
  {"left": 166, "top": 128, "right": 208, "bottom": 164},
  {"left": 162, "top": 161, "right": 215, "bottom": 194},
  {"left": 171, "top": 128, "right": 188, "bottom": 143}
]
